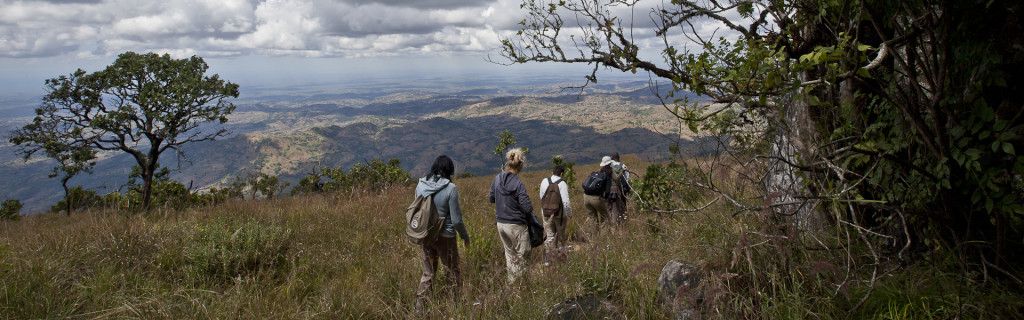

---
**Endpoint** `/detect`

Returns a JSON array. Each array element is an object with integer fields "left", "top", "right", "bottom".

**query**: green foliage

[
  {"left": 209, "top": 176, "right": 246, "bottom": 203},
  {"left": 80, "top": 165, "right": 222, "bottom": 211},
  {"left": 493, "top": 130, "right": 529, "bottom": 169},
  {"left": 632, "top": 162, "right": 703, "bottom": 212},
  {"left": 49, "top": 186, "right": 101, "bottom": 213},
  {"left": 291, "top": 158, "right": 412, "bottom": 196},
  {"left": 503, "top": 0, "right": 1024, "bottom": 287},
  {"left": 0, "top": 199, "right": 22, "bottom": 220},
  {"left": 552, "top": 155, "right": 577, "bottom": 190},
  {"left": 9, "top": 51, "right": 239, "bottom": 211},
  {"left": 248, "top": 172, "right": 288, "bottom": 199}
]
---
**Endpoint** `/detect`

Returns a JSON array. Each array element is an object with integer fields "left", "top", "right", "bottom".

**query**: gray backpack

[{"left": 405, "top": 185, "right": 447, "bottom": 245}]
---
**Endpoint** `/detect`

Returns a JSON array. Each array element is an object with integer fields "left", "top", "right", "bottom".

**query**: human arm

[
  {"left": 488, "top": 179, "right": 496, "bottom": 203},
  {"left": 558, "top": 180, "right": 572, "bottom": 217},
  {"left": 539, "top": 178, "right": 548, "bottom": 199},
  {"left": 516, "top": 180, "right": 534, "bottom": 217},
  {"left": 448, "top": 185, "right": 470, "bottom": 242}
]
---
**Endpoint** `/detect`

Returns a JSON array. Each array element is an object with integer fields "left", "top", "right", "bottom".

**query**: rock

[
  {"left": 544, "top": 293, "right": 624, "bottom": 320},
  {"left": 656, "top": 260, "right": 703, "bottom": 318},
  {"left": 675, "top": 308, "right": 701, "bottom": 320}
]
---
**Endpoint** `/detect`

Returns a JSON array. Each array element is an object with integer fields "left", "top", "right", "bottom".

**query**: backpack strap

[{"left": 548, "top": 177, "right": 562, "bottom": 186}]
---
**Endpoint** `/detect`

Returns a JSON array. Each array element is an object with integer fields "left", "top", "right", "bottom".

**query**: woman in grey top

[
  {"left": 488, "top": 148, "right": 534, "bottom": 283},
  {"left": 414, "top": 155, "right": 469, "bottom": 307}
]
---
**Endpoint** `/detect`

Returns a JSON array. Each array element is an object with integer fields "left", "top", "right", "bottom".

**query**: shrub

[
  {"left": 0, "top": 199, "right": 21, "bottom": 220},
  {"left": 49, "top": 186, "right": 102, "bottom": 213},
  {"left": 160, "top": 220, "right": 293, "bottom": 284},
  {"left": 291, "top": 158, "right": 412, "bottom": 196}
]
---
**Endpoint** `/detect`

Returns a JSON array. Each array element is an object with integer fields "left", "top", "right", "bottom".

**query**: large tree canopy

[
  {"left": 10, "top": 52, "right": 240, "bottom": 211},
  {"left": 498, "top": 0, "right": 1024, "bottom": 283}
]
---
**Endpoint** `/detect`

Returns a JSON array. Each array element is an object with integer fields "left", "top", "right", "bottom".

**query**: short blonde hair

[{"left": 505, "top": 148, "right": 526, "bottom": 173}]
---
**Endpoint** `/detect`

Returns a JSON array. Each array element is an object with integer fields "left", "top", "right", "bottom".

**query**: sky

[{"left": 0, "top": 0, "right": 735, "bottom": 98}]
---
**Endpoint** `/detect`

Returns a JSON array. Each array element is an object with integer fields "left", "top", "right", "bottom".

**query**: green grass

[{"left": 1, "top": 156, "right": 1021, "bottom": 318}]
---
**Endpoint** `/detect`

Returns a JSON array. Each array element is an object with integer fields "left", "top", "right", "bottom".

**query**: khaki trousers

[
  {"left": 543, "top": 212, "right": 567, "bottom": 248},
  {"left": 416, "top": 236, "right": 460, "bottom": 299},
  {"left": 584, "top": 194, "right": 610, "bottom": 233},
  {"left": 496, "top": 222, "right": 530, "bottom": 283}
]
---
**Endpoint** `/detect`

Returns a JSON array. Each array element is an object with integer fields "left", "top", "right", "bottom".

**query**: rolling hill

[{"left": 0, "top": 78, "right": 709, "bottom": 213}]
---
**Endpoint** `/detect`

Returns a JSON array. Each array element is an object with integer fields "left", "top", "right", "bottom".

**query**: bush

[
  {"left": 50, "top": 186, "right": 102, "bottom": 213},
  {"left": 0, "top": 199, "right": 21, "bottom": 220},
  {"left": 291, "top": 158, "right": 412, "bottom": 196},
  {"left": 160, "top": 220, "right": 292, "bottom": 284}
]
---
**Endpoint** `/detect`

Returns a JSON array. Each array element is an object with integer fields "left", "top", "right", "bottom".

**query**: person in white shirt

[{"left": 539, "top": 165, "right": 572, "bottom": 266}]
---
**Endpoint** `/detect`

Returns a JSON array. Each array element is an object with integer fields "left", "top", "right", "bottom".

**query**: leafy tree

[
  {"left": 49, "top": 186, "right": 102, "bottom": 214},
  {"left": 551, "top": 155, "right": 577, "bottom": 191},
  {"left": 0, "top": 200, "right": 21, "bottom": 221},
  {"left": 499, "top": 0, "right": 1024, "bottom": 309},
  {"left": 290, "top": 159, "right": 412, "bottom": 196},
  {"left": 492, "top": 130, "right": 530, "bottom": 170},
  {"left": 9, "top": 114, "right": 97, "bottom": 216},
  {"left": 211, "top": 175, "right": 247, "bottom": 203},
  {"left": 9, "top": 51, "right": 239, "bottom": 212},
  {"left": 248, "top": 172, "right": 289, "bottom": 199}
]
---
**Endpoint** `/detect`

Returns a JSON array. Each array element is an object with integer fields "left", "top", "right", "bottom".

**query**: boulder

[
  {"left": 656, "top": 260, "right": 703, "bottom": 319},
  {"left": 544, "top": 293, "right": 624, "bottom": 320}
]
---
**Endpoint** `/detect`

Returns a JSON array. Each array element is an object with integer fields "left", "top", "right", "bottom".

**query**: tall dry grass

[
  {"left": 6, "top": 154, "right": 1017, "bottom": 318},
  {"left": 0, "top": 155, "right": 718, "bottom": 318}
]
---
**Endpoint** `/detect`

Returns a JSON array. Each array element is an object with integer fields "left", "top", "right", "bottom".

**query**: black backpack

[{"left": 581, "top": 171, "right": 608, "bottom": 196}]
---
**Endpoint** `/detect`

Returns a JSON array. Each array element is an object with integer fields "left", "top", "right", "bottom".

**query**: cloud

[
  {"left": 340, "top": 0, "right": 493, "bottom": 10},
  {"left": 0, "top": 0, "right": 736, "bottom": 67}
]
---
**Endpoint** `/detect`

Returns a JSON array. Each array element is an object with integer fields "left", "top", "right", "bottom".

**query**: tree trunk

[
  {"left": 764, "top": 73, "right": 827, "bottom": 230},
  {"left": 141, "top": 169, "right": 154, "bottom": 211},
  {"left": 62, "top": 178, "right": 72, "bottom": 216}
]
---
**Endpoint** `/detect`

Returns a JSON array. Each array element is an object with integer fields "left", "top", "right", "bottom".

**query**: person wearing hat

[{"left": 584, "top": 156, "right": 615, "bottom": 236}]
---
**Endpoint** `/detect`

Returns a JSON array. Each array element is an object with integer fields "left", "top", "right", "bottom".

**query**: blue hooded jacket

[{"left": 415, "top": 175, "right": 469, "bottom": 241}]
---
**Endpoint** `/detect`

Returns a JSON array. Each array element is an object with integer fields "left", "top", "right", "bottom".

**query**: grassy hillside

[
  {"left": 3, "top": 156, "right": 1021, "bottom": 319},
  {"left": 0, "top": 156, "right": 702, "bottom": 318}
]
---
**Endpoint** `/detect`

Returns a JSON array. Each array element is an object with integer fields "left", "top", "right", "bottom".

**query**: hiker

[
  {"left": 414, "top": 155, "right": 469, "bottom": 306},
  {"left": 488, "top": 148, "right": 534, "bottom": 283},
  {"left": 583, "top": 156, "right": 614, "bottom": 235},
  {"left": 539, "top": 165, "right": 572, "bottom": 266},
  {"left": 607, "top": 152, "right": 630, "bottom": 224}
]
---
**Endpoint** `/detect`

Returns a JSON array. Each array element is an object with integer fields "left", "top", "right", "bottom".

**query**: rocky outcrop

[{"left": 656, "top": 260, "right": 703, "bottom": 320}]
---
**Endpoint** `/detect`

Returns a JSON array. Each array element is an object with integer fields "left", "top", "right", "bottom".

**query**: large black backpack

[
  {"left": 581, "top": 171, "right": 608, "bottom": 196},
  {"left": 405, "top": 185, "right": 447, "bottom": 245},
  {"left": 541, "top": 178, "right": 563, "bottom": 218}
]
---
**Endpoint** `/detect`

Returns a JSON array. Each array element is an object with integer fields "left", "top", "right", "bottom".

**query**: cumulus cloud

[{"left": 0, "top": 0, "right": 730, "bottom": 62}]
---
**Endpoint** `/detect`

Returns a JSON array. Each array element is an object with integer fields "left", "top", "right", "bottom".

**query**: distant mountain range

[{"left": 0, "top": 78, "right": 711, "bottom": 214}]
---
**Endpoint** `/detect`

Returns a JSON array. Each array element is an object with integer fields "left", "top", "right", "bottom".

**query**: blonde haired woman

[{"left": 488, "top": 148, "right": 534, "bottom": 283}]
